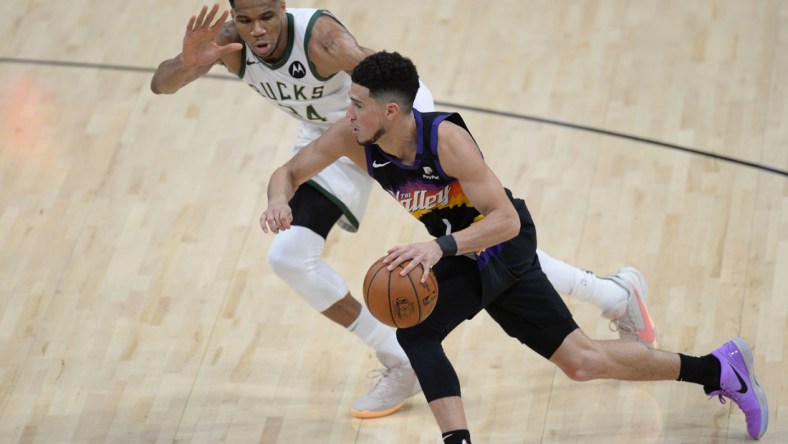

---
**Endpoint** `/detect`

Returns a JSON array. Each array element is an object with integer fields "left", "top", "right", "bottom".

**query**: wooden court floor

[{"left": 1, "top": 0, "right": 786, "bottom": 442}]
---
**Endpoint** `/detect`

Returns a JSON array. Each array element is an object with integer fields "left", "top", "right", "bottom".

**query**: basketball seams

[
  {"left": 428, "top": 271, "right": 439, "bottom": 302},
  {"left": 403, "top": 265, "right": 423, "bottom": 325},
  {"left": 387, "top": 265, "right": 400, "bottom": 328}
]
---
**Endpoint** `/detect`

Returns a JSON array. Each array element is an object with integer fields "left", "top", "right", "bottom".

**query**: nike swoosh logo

[
  {"left": 246, "top": 60, "right": 256, "bottom": 65},
  {"left": 731, "top": 365, "right": 748, "bottom": 394},
  {"left": 442, "top": 433, "right": 453, "bottom": 441},
  {"left": 372, "top": 161, "right": 391, "bottom": 168},
  {"left": 634, "top": 289, "right": 656, "bottom": 344}
]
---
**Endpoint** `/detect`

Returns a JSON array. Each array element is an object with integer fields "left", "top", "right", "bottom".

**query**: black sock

[
  {"left": 677, "top": 353, "right": 721, "bottom": 390},
  {"left": 442, "top": 429, "right": 471, "bottom": 444}
]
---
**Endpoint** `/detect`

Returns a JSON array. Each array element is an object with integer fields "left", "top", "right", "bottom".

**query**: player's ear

[{"left": 385, "top": 102, "right": 399, "bottom": 121}]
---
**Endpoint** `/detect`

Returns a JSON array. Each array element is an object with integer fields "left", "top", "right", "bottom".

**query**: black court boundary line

[
  {"left": 438, "top": 102, "right": 788, "bottom": 178},
  {"left": 2, "top": 56, "right": 786, "bottom": 178}
]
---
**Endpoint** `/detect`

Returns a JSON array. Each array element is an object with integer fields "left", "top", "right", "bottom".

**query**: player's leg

[
  {"left": 550, "top": 330, "right": 768, "bottom": 438},
  {"left": 266, "top": 184, "right": 418, "bottom": 418},
  {"left": 396, "top": 255, "right": 483, "bottom": 443},
  {"left": 430, "top": 397, "right": 471, "bottom": 444},
  {"left": 537, "top": 249, "right": 657, "bottom": 347},
  {"left": 490, "top": 260, "right": 768, "bottom": 439},
  {"left": 536, "top": 248, "right": 626, "bottom": 313},
  {"left": 551, "top": 330, "right": 680, "bottom": 380},
  {"left": 492, "top": 235, "right": 689, "bottom": 385}
]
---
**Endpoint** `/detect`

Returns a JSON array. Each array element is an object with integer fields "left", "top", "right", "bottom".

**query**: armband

[{"left": 435, "top": 235, "right": 458, "bottom": 257}]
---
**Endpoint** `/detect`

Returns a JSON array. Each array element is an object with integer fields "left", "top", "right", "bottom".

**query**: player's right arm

[
  {"left": 151, "top": 4, "right": 243, "bottom": 94},
  {"left": 261, "top": 117, "right": 363, "bottom": 234}
]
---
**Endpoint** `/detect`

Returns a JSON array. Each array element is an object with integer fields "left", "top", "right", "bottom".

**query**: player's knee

[
  {"left": 554, "top": 348, "right": 601, "bottom": 382},
  {"left": 559, "top": 362, "right": 594, "bottom": 382},
  {"left": 396, "top": 328, "right": 444, "bottom": 374},
  {"left": 396, "top": 328, "right": 418, "bottom": 352},
  {"left": 268, "top": 244, "right": 300, "bottom": 278},
  {"left": 397, "top": 325, "right": 449, "bottom": 365},
  {"left": 396, "top": 327, "right": 436, "bottom": 353},
  {"left": 266, "top": 229, "right": 349, "bottom": 312},
  {"left": 267, "top": 235, "right": 316, "bottom": 280}
]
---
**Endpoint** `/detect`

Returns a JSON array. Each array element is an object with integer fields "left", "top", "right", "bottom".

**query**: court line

[
  {"left": 440, "top": 102, "right": 788, "bottom": 178},
  {"left": 1, "top": 56, "right": 786, "bottom": 178}
]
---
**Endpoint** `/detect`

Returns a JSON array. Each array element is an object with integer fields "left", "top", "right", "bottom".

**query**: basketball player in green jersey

[{"left": 151, "top": 1, "right": 656, "bottom": 419}]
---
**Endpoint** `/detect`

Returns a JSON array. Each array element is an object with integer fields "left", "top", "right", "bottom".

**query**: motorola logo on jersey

[{"left": 289, "top": 61, "right": 307, "bottom": 78}]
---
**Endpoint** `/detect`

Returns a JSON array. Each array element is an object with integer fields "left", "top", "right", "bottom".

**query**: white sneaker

[
  {"left": 603, "top": 267, "right": 658, "bottom": 348},
  {"left": 351, "top": 353, "right": 421, "bottom": 419}
]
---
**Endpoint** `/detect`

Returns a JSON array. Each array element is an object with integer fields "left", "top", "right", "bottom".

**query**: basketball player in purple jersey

[
  {"left": 260, "top": 51, "right": 768, "bottom": 443},
  {"left": 152, "top": 1, "right": 655, "bottom": 419}
]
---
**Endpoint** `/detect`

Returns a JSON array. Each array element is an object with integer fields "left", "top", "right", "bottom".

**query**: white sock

[
  {"left": 347, "top": 305, "right": 408, "bottom": 366},
  {"left": 537, "top": 249, "right": 627, "bottom": 313}
]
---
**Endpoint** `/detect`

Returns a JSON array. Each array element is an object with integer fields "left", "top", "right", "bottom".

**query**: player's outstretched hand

[{"left": 182, "top": 4, "right": 242, "bottom": 67}]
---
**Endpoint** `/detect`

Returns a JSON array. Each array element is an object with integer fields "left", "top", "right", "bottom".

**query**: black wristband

[{"left": 435, "top": 234, "right": 457, "bottom": 257}]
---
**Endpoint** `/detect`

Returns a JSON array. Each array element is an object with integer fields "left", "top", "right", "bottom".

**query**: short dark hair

[
  {"left": 351, "top": 51, "right": 419, "bottom": 113},
  {"left": 229, "top": 0, "right": 281, "bottom": 9}
]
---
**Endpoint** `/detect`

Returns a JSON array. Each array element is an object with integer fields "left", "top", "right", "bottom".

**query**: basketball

[{"left": 363, "top": 256, "right": 439, "bottom": 328}]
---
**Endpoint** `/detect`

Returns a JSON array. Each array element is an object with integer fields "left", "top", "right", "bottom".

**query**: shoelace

[
  {"left": 608, "top": 316, "right": 636, "bottom": 334},
  {"left": 364, "top": 367, "right": 398, "bottom": 399},
  {"left": 709, "top": 389, "right": 757, "bottom": 416},
  {"left": 708, "top": 391, "right": 727, "bottom": 404}
]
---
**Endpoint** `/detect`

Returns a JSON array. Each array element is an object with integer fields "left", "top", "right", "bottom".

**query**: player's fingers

[
  {"left": 212, "top": 10, "right": 230, "bottom": 30},
  {"left": 279, "top": 208, "right": 293, "bottom": 228},
  {"left": 272, "top": 210, "right": 293, "bottom": 231},
  {"left": 385, "top": 252, "right": 407, "bottom": 270},
  {"left": 187, "top": 15, "right": 197, "bottom": 34},
  {"left": 383, "top": 245, "right": 403, "bottom": 264},
  {"left": 398, "top": 258, "right": 415, "bottom": 275},
  {"left": 194, "top": 5, "right": 208, "bottom": 29},
  {"left": 420, "top": 265, "right": 431, "bottom": 283},
  {"left": 259, "top": 213, "right": 272, "bottom": 233},
  {"left": 204, "top": 4, "right": 220, "bottom": 28},
  {"left": 398, "top": 254, "right": 426, "bottom": 277},
  {"left": 220, "top": 43, "right": 244, "bottom": 55},
  {"left": 269, "top": 214, "right": 282, "bottom": 233},
  {"left": 278, "top": 215, "right": 292, "bottom": 230},
  {"left": 260, "top": 210, "right": 284, "bottom": 233}
]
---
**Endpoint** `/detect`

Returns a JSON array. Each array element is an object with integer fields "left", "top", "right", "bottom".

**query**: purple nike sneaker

[{"left": 707, "top": 337, "right": 768, "bottom": 439}]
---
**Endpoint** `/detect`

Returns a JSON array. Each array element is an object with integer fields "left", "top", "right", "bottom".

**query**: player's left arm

[
  {"left": 387, "top": 121, "right": 520, "bottom": 280},
  {"left": 437, "top": 123, "right": 520, "bottom": 253},
  {"left": 307, "top": 12, "right": 375, "bottom": 77}
]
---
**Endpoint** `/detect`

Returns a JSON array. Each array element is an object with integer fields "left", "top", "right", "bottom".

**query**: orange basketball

[{"left": 363, "top": 256, "right": 439, "bottom": 328}]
